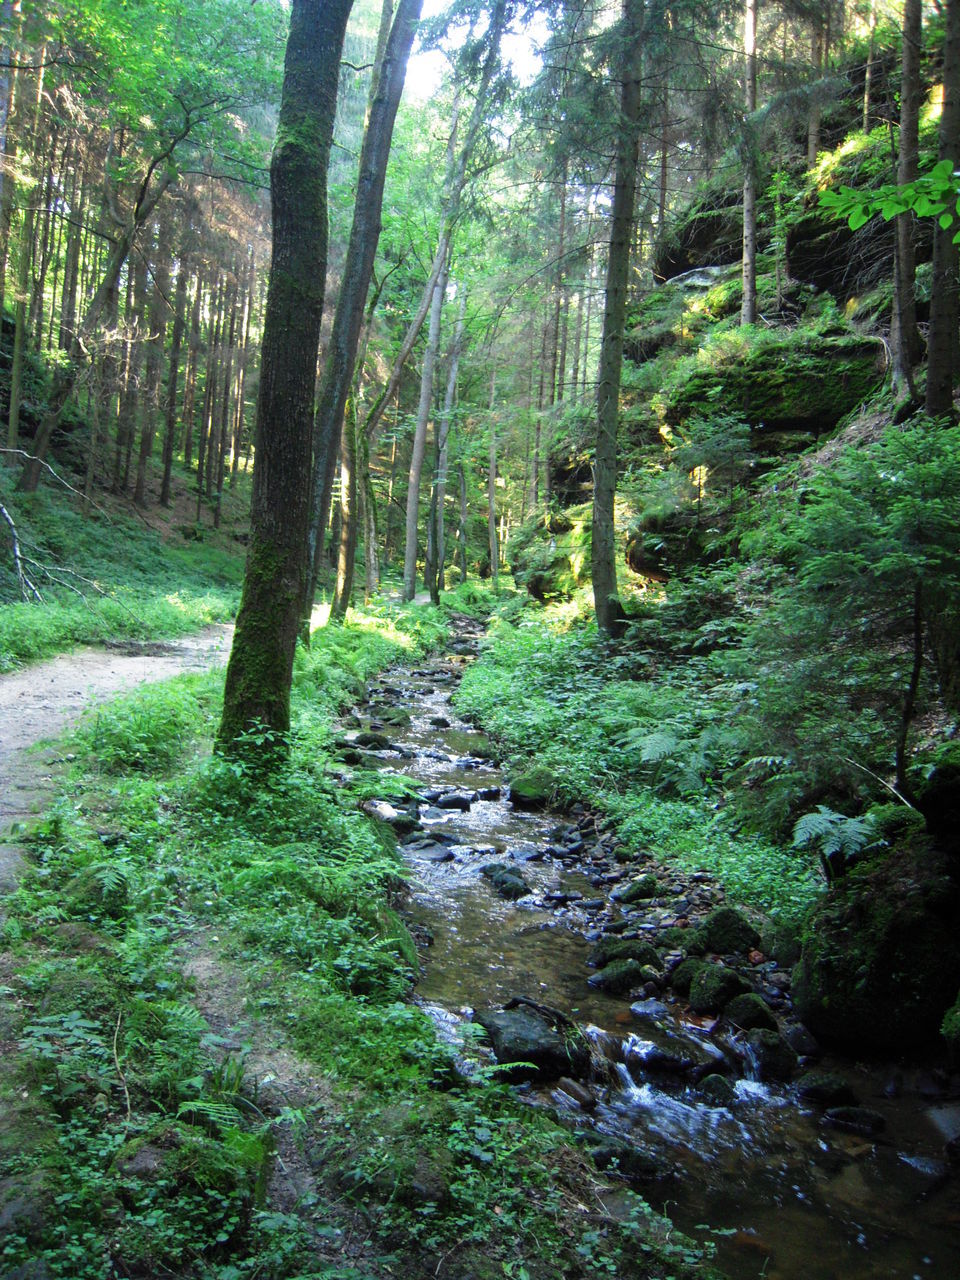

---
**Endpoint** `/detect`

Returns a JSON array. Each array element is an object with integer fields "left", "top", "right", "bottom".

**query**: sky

[{"left": 405, "top": 0, "right": 550, "bottom": 101}]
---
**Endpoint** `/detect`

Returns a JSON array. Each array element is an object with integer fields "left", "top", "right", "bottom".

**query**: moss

[
  {"left": 724, "top": 992, "right": 776, "bottom": 1031},
  {"left": 688, "top": 964, "right": 750, "bottom": 1014},
  {"left": 64, "top": 862, "right": 128, "bottom": 920},
  {"left": 696, "top": 906, "right": 760, "bottom": 955},
  {"left": 587, "top": 937, "right": 661, "bottom": 969},
  {"left": 508, "top": 504, "right": 593, "bottom": 601},
  {"left": 587, "top": 958, "right": 646, "bottom": 995},
  {"left": 615, "top": 873, "right": 659, "bottom": 904},
  {"left": 744, "top": 1029, "right": 799, "bottom": 1082},
  {"left": 507, "top": 766, "right": 557, "bottom": 810},
  {"left": 668, "top": 957, "right": 705, "bottom": 995},
  {"left": 941, "top": 993, "right": 960, "bottom": 1050},
  {"left": 793, "top": 846, "right": 960, "bottom": 1053}
]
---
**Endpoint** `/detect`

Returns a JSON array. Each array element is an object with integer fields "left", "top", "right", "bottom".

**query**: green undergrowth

[
  {"left": 454, "top": 612, "right": 822, "bottom": 929},
  {"left": 0, "top": 603, "right": 716, "bottom": 1280},
  {"left": 0, "top": 470, "right": 243, "bottom": 670}
]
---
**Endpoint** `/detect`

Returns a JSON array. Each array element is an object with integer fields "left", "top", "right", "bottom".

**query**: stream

[{"left": 340, "top": 623, "right": 960, "bottom": 1280}]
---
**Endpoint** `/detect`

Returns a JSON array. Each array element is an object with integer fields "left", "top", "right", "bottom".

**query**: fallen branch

[
  {"left": 0, "top": 449, "right": 112, "bottom": 521},
  {"left": 0, "top": 501, "right": 43, "bottom": 602}
]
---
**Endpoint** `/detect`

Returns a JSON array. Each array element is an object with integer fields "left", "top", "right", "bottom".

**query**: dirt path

[{"left": 0, "top": 626, "right": 233, "bottom": 888}]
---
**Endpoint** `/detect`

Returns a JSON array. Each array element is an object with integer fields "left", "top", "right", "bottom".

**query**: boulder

[
  {"left": 507, "top": 767, "right": 557, "bottom": 811},
  {"left": 669, "top": 957, "right": 706, "bottom": 996},
  {"left": 724, "top": 992, "right": 777, "bottom": 1031},
  {"left": 587, "top": 937, "right": 661, "bottom": 970},
  {"left": 822, "top": 1106, "right": 886, "bottom": 1136},
  {"left": 475, "top": 1007, "right": 590, "bottom": 1082},
  {"left": 797, "top": 1072, "right": 859, "bottom": 1107},
  {"left": 480, "top": 863, "right": 531, "bottom": 900},
  {"left": 587, "top": 958, "right": 645, "bottom": 995},
  {"left": 696, "top": 906, "right": 760, "bottom": 955},
  {"left": 743, "top": 1028, "right": 799, "bottom": 1082},
  {"left": 792, "top": 847, "right": 960, "bottom": 1054},
  {"left": 612, "top": 873, "right": 659, "bottom": 904},
  {"left": 700, "top": 1074, "right": 737, "bottom": 1106},
  {"left": 689, "top": 964, "right": 750, "bottom": 1014}
]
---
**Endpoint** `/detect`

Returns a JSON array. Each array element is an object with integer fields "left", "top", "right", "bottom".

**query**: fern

[{"left": 792, "top": 805, "right": 875, "bottom": 859}]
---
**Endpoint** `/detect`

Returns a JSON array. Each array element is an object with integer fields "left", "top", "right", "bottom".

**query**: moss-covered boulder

[
  {"left": 689, "top": 964, "right": 750, "bottom": 1014},
  {"left": 587, "top": 958, "right": 646, "bottom": 995},
  {"left": 508, "top": 505, "right": 592, "bottom": 601},
  {"left": 670, "top": 957, "right": 706, "bottom": 996},
  {"left": 744, "top": 1029, "right": 799, "bottom": 1082},
  {"left": 507, "top": 767, "right": 556, "bottom": 811},
  {"left": 658, "top": 328, "right": 885, "bottom": 434},
  {"left": 792, "top": 847, "right": 960, "bottom": 1054},
  {"left": 943, "top": 993, "right": 960, "bottom": 1052},
  {"left": 587, "top": 937, "right": 661, "bottom": 970},
  {"left": 480, "top": 863, "right": 531, "bottom": 900},
  {"left": 724, "top": 992, "right": 777, "bottom": 1031},
  {"left": 613, "top": 873, "right": 659, "bottom": 904},
  {"left": 696, "top": 906, "right": 760, "bottom": 955}
]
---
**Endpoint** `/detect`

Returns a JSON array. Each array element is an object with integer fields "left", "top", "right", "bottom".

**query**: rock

[
  {"left": 782, "top": 1021, "right": 820, "bottom": 1057},
  {"left": 587, "top": 958, "right": 646, "bottom": 995},
  {"left": 589, "top": 1141, "right": 675, "bottom": 1188},
  {"left": 792, "top": 847, "right": 960, "bottom": 1054},
  {"left": 476, "top": 786, "right": 501, "bottom": 801},
  {"left": 480, "top": 863, "right": 531, "bottom": 900},
  {"left": 419, "top": 847, "right": 456, "bottom": 864},
  {"left": 696, "top": 906, "right": 760, "bottom": 954},
  {"left": 624, "top": 1029, "right": 725, "bottom": 1080},
  {"left": 669, "top": 957, "right": 705, "bottom": 996},
  {"left": 630, "top": 998, "right": 670, "bottom": 1023},
  {"left": 430, "top": 715, "right": 451, "bottom": 728},
  {"left": 689, "top": 964, "right": 750, "bottom": 1014},
  {"left": 612, "top": 874, "right": 658, "bottom": 904},
  {"left": 743, "top": 1028, "right": 799, "bottom": 1082},
  {"left": 588, "top": 937, "right": 661, "bottom": 969},
  {"left": 822, "top": 1106, "right": 886, "bottom": 1136},
  {"left": 435, "top": 792, "right": 476, "bottom": 811},
  {"left": 475, "top": 1007, "right": 590, "bottom": 1082},
  {"left": 797, "top": 1072, "right": 859, "bottom": 1107},
  {"left": 724, "top": 992, "right": 777, "bottom": 1031},
  {"left": 507, "top": 766, "right": 556, "bottom": 810},
  {"left": 700, "top": 1074, "right": 737, "bottom": 1106},
  {"left": 355, "top": 731, "right": 392, "bottom": 749},
  {"left": 555, "top": 1077, "right": 596, "bottom": 1110}
]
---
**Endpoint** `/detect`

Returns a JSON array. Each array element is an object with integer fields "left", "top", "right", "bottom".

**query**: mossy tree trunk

[
  {"left": 218, "top": 0, "right": 354, "bottom": 748},
  {"left": 926, "top": 0, "right": 960, "bottom": 419},
  {"left": 740, "top": 0, "right": 758, "bottom": 327},
  {"left": 591, "top": 0, "right": 644, "bottom": 638},
  {"left": 891, "top": 0, "right": 922, "bottom": 397}
]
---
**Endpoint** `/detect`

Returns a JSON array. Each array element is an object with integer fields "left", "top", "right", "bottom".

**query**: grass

[
  {"left": 0, "top": 602, "right": 718, "bottom": 1280},
  {"left": 0, "top": 466, "right": 244, "bottom": 671}
]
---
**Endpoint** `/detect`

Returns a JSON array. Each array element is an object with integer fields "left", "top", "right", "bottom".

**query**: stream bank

[{"left": 338, "top": 617, "right": 960, "bottom": 1280}]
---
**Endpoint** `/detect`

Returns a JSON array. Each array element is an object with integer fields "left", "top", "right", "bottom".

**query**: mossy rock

[
  {"left": 792, "top": 846, "right": 960, "bottom": 1054},
  {"left": 659, "top": 330, "right": 885, "bottom": 433},
  {"left": 669, "top": 957, "right": 705, "bottom": 996},
  {"left": 0, "top": 1170, "right": 57, "bottom": 1246},
  {"left": 700, "top": 1074, "right": 737, "bottom": 1106},
  {"left": 588, "top": 937, "right": 661, "bottom": 969},
  {"left": 587, "top": 958, "right": 646, "bottom": 995},
  {"left": 759, "top": 919, "right": 802, "bottom": 968},
  {"left": 614, "top": 873, "right": 659, "bottom": 904},
  {"left": 941, "top": 993, "right": 960, "bottom": 1051},
  {"left": 39, "top": 968, "right": 117, "bottom": 1020},
  {"left": 796, "top": 1072, "right": 859, "bottom": 1106},
  {"left": 64, "top": 862, "right": 128, "bottom": 919},
  {"left": 480, "top": 862, "right": 531, "bottom": 900},
  {"left": 744, "top": 1029, "right": 799, "bottom": 1082},
  {"left": 507, "top": 767, "right": 556, "bottom": 811},
  {"left": 508, "top": 503, "right": 593, "bottom": 601},
  {"left": 696, "top": 906, "right": 760, "bottom": 955},
  {"left": 724, "top": 992, "right": 776, "bottom": 1031},
  {"left": 689, "top": 963, "right": 750, "bottom": 1014}
]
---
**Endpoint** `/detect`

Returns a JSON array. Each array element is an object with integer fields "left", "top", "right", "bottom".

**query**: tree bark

[
  {"left": 219, "top": 0, "right": 354, "bottom": 748},
  {"left": 487, "top": 362, "right": 499, "bottom": 589},
  {"left": 891, "top": 0, "right": 922, "bottom": 395},
  {"left": 426, "top": 287, "right": 465, "bottom": 603},
  {"left": 592, "top": 0, "right": 644, "bottom": 637},
  {"left": 740, "top": 0, "right": 758, "bottom": 326},
  {"left": 135, "top": 213, "right": 172, "bottom": 505},
  {"left": 925, "top": 0, "right": 960, "bottom": 418},
  {"left": 160, "top": 254, "right": 189, "bottom": 506},
  {"left": 304, "top": 0, "right": 423, "bottom": 619}
]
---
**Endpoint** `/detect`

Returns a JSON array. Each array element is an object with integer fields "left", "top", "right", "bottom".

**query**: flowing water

[{"left": 345, "top": 630, "right": 960, "bottom": 1280}]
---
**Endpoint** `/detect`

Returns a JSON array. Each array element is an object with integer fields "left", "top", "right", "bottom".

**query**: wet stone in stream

[{"left": 347, "top": 626, "right": 960, "bottom": 1280}]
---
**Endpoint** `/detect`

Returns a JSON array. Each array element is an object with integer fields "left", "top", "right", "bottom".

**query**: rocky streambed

[{"left": 332, "top": 621, "right": 960, "bottom": 1280}]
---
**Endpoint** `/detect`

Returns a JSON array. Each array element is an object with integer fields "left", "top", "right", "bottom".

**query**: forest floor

[{"left": 0, "top": 625, "right": 233, "bottom": 894}]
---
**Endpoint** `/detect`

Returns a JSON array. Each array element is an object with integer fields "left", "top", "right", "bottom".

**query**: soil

[{"left": 0, "top": 625, "right": 233, "bottom": 889}]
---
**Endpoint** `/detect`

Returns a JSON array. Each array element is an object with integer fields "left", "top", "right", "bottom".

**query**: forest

[{"left": 0, "top": 0, "right": 959, "bottom": 1276}]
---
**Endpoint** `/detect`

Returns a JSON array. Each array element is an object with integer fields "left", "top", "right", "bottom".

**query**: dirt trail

[{"left": 0, "top": 626, "right": 233, "bottom": 888}]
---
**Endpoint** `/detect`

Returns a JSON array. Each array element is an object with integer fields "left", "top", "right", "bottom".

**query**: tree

[
  {"left": 591, "top": 0, "right": 645, "bottom": 637},
  {"left": 218, "top": 0, "right": 355, "bottom": 749},
  {"left": 740, "top": 0, "right": 758, "bottom": 326},
  {"left": 926, "top": 0, "right": 960, "bottom": 418}
]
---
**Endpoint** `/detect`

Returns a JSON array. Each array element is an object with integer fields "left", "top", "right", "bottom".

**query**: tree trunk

[
  {"left": 863, "top": 0, "right": 878, "bottom": 131},
  {"left": 134, "top": 213, "right": 172, "bottom": 505},
  {"left": 592, "top": 0, "right": 644, "bottom": 637},
  {"left": 891, "top": 0, "right": 922, "bottom": 395},
  {"left": 331, "top": 394, "right": 358, "bottom": 620},
  {"left": 740, "top": 0, "right": 758, "bottom": 326},
  {"left": 426, "top": 287, "right": 465, "bottom": 603},
  {"left": 487, "top": 362, "right": 498, "bottom": 589},
  {"left": 182, "top": 267, "right": 203, "bottom": 470},
  {"left": 458, "top": 460, "right": 468, "bottom": 583},
  {"left": 925, "top": 0, "right": 960, "bottom": 418},
  {"left": 304, "top": 0, "right": 423, "bottom": 618},
  {"left": 160, "top": 255, "right": 189, "bottom": 506},
  {"left": 219, "top": 0, "right": 354, "bottom": 748},
  {"left": 403, "top": 260, "right": 447, "bottom": 601}
]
